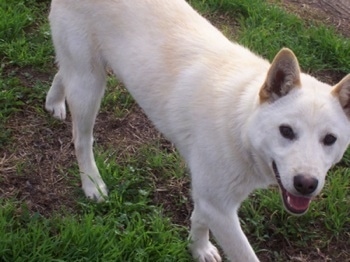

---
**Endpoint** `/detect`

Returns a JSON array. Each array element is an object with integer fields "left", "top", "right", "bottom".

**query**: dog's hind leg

[
  {"left": 64, "top": 67, "right": 108, "bottom": 202},
  {"left": 46, "top": 72, "right": 66, "bottom": 120}
]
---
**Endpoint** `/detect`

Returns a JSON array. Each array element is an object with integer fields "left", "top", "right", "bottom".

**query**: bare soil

[
  {"left": 281, "top": 0, "right": 350, "bottom": 37},
  {"left": 0, "top": 0, "right": 349, "bottom": 261}
]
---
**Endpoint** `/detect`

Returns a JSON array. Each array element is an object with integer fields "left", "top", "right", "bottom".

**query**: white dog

[{"left": 46, "top": 0, "right": 350, "bottom": 261}]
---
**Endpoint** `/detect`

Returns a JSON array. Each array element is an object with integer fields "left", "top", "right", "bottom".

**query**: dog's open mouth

[{"left": 272, "top": 161, "right": 311, "bottom": 215}]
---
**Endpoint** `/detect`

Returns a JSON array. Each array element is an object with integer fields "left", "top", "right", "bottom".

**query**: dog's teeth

[{"left": 287, "top": 196, "right": 290, "bottom": 204}]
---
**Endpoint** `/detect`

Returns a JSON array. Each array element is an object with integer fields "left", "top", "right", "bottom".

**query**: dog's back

[{"left": 49, "top": 0, "right": 268, "bottom": 155}]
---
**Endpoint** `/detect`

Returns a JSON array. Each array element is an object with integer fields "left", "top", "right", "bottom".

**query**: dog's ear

[
  {"left": 332, "top": 74, "right": 350, "bottom": 117},
  {"left": 259, "top": 48, "right": 301, "bottom": 103}
]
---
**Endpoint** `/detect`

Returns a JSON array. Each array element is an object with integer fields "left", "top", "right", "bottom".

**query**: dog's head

[{"left": 248, "top": 48, "right": 350, "bottom": 215}]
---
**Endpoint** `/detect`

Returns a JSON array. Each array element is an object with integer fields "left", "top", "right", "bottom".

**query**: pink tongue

[{"left": 287, "top": 192, "right": 311, "bottom": 211}]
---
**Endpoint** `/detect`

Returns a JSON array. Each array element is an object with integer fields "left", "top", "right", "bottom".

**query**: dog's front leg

[
  {"left": 189, "top": 203, "right": 222, "bottom": 262},
  {"left": 189, "top": 200, "right": 259, "bottom": 262}
]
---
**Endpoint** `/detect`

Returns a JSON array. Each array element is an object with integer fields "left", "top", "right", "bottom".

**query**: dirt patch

[
  {"left": 1, "top": 100, "right": 169, "bottom": 214},
  {"left": 281, "top": 0, "right": 350, "bottom": 37},
  {"left": 1, "top": 110, "right": 77, "bottom": 216}
]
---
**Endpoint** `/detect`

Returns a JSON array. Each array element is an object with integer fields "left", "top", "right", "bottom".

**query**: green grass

[
  {"left": 191, "top": 0, "right": 350, "bottom": 73},
  {"left": 0, "top": 0, "right": 349, "bottom": 261},
  {"left": 0, "top": 147, "right": 191, "bottom": 261},
  {"left": 0, "top": 0, "right": 52, "bottom": 145},
  {"left": 101, "top": 76, "right": 135, "bottom": 118},
  {"left": 0, "top": 0, "right": 53, "bottom": 67}
]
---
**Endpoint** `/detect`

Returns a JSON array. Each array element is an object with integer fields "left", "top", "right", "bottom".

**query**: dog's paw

[
  {"left": 190, "top": 241, "right": 222, "bottom": 262},
  {"left": 82, "top": 180, "right": 108, "bottom": 203},
  {"left": 45, "top": 101, "right": 66, "bottom": 120}
]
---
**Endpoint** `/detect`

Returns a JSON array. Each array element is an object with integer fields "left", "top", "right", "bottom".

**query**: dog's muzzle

[{"left": 272, "top": 161, "right": 312, "bottom": 215}]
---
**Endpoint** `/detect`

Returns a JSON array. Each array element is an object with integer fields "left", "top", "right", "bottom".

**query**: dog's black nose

[{"left": 293, "top": 175, "right": 318, "bottom": 195}]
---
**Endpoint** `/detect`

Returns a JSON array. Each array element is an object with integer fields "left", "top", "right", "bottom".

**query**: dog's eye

[
  {"left": 279, "top": 125, "right": 295, "bottom": 140},
  {"left": 323, "top": 134, "right": 337, "bottom": 146}
]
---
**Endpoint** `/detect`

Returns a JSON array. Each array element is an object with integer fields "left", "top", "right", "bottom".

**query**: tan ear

[
  {"left": 332, "top": 74, "right": 350, "bottom": 117},
  {"left": 259, "top": 48, "right": 301, "bottom": 103}
]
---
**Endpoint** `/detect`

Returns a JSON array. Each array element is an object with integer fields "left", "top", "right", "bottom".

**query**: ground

[
  {"left": 0, "top": 1, "right": 349, "bottom": 261},
  {"left": 281, "top": 0, "right": 350, "bottom": 38}
]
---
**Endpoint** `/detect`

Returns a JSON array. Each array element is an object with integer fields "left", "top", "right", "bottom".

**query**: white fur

[{"left": 46, "top": 0, "right": 350, "bottom": 261}]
